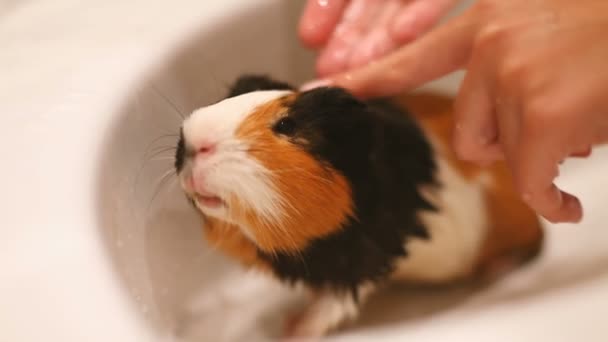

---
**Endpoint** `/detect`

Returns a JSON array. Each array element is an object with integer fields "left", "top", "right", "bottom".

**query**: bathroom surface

[{"left": 2, "top": 1, "right": 608, "bottom": 341}]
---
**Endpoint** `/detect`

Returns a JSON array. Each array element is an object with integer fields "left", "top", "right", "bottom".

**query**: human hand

[
  {"left": 298, "top": 0, "right": 460, "bottom": 77},
  {"left": 306, "top": 0, "right": 608, "bottom": 223}
]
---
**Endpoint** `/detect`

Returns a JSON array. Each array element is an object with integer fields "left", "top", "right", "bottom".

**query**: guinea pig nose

[{"left": 196, "top": 142, "right": 216, "bottom": 156}]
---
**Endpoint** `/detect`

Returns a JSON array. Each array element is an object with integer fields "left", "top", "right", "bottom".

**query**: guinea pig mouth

[{"left": 194, "top": 192, "right": 225, "bottom": 209}]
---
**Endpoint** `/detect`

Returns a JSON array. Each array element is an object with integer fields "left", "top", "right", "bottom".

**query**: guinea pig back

[{"left": 391, "top": 93, "right": 544, "bottom": 280}]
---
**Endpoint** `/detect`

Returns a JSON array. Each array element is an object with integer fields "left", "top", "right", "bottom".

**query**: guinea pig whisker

[
  {"left": 143, "top": 136, "right": 179, "bottom": 158},
  {"left": 155, "top": 169, "right": 177, "bottom": 190},
  {"left": 140, "top": 135, "right": 179, "bottom": 171},
  {"left": 145, "top": 169, "right": 177, "bottom": 213},
  {"left": 138, "top": 149, "right": 178, "bottom": 173},
  {"left": 150, "top": 83, "right": 186, "bottom": 120},
  {"left": 146, "top": 134, "right": 180, "bottom": 148},
  {"left": 148, "top": 156, "right": 176, "bottom": 162},
  {"left": 134, "top": 146, "right": 177, "bottom": 199},
  {"left": 145, "top": 146, "right": 178, "bottom": 159}
]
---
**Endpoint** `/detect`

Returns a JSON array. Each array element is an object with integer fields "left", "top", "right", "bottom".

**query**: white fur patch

[
  {"left": 286, "top": 283, "right": 376, "bottom": 338},
  {"left": 182, "top": 90, "right": 292, "bottom": 149},
  {"left": 391, "top": 156, "right": 489, "bottom": 283},
  {"left": 180, "top": 90, "right": 294, "bottom": 237}
]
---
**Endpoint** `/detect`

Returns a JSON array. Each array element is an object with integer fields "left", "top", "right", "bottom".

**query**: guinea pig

[{"left": 173, "top": 74, "right": 544, "bottom": 338}]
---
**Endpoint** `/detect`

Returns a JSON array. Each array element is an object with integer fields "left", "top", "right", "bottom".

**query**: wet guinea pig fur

[{"left": 174, "top": 74, "right": 544, "bottom": 338}]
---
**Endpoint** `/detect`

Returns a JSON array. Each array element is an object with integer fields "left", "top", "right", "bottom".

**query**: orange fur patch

[
  {"left": 392, "top": 92, "right": 544, "bottom": 272},
  {"left": 202, "top": 216, "right": 271, "bottom": 272},
  {"left": 231, "top": 95, "right": 354, "bottom": 254}
]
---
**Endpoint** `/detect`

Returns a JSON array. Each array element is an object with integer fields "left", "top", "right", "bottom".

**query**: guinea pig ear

[
  {"left": 226, "top": 74, "right": 295, "bottom": 98},
  {"left": 296, "top": 86, "right": 367, "bottom": 113}
]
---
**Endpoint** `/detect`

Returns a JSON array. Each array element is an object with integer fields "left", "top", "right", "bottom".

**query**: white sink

[{"left": 2, "top": 1, "right": 608, "bottom": 341}]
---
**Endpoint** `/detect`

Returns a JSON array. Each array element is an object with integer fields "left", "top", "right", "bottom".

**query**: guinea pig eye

[{"left": 272, "top": 117, "right": 297, "bottom": 136}]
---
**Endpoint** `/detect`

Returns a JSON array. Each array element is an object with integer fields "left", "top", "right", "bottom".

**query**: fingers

[
  {"left": 299, "top": 0, "right": 349, "bottom": 49},
  {"left": 309, "top": 0, "right": 461, "bottom": 77},
  {"left": 328, "top": 10, "right": 479, "bottom": 98},
  {"left": 453, "top": 56, "right": 504, "bottom": 164},
  {"left": 390, "top": 0, "right": 460, "bottom": 43},
  {"left": 316, "top": 0, "right": 385, "bottom": 76},
  {"left": 347, "top": 0, "right": 403, "bottom": 69},
  {"left": 514, "top": 134, "right": 583, "bottom": 223}
]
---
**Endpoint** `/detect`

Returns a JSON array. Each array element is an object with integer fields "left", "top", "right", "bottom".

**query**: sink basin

[{"left": 2, "top": 1, "right": 608, "bottom": 341}]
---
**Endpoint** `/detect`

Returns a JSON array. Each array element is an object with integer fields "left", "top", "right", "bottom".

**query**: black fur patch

[
  {"left": 225, "top": 74, "right": 295, "bottom": 97},
  {"left": 174, "top": 128, "right": 186, "bottom": 172},
  {"left": 260, "top": 87, "right": 437, "bottom": 296}
]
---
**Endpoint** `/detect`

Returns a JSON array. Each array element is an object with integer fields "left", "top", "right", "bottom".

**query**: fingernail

[{"left": 300, "top": 79, "right": 332, "bottom": 91}]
